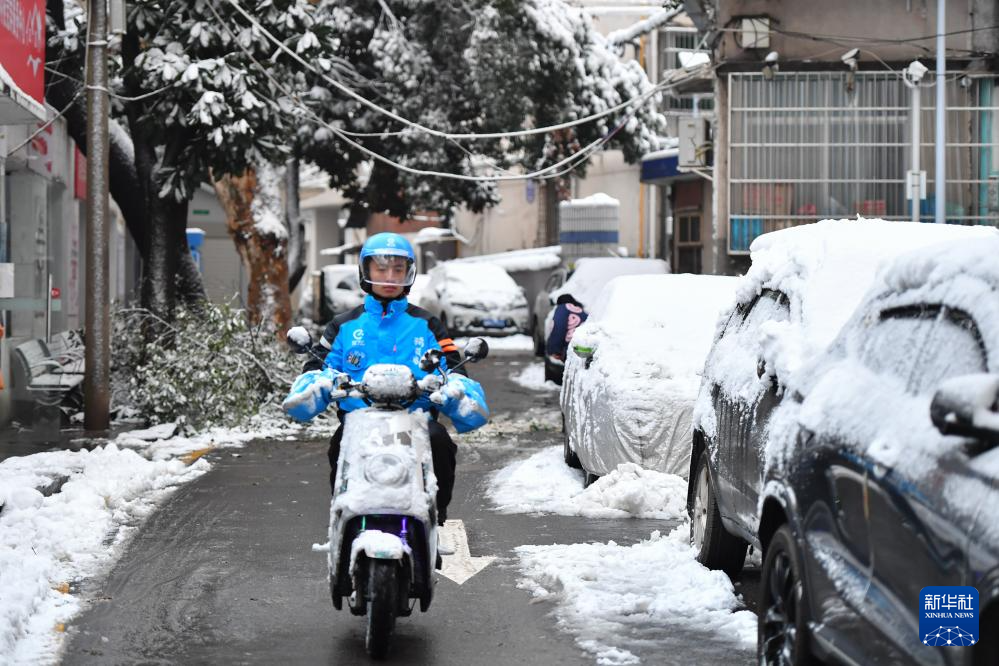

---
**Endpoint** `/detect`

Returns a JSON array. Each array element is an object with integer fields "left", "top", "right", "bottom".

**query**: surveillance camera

[
  {"left": 841, "top": 48, "right": 859, "bottom": 64},
  {"left": 906, "top": 60, "right": 929, "bottom": 83},
  {"left": 764, "top": 51, "right": 779, "bottom": 64}
]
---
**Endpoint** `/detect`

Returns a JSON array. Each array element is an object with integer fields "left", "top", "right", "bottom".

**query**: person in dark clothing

[
  {"left": 544, "top": 293, "right": 588, "bottom": 384},
  {"left": 285, "top": 232, "right": 488, "bottom": 526}
]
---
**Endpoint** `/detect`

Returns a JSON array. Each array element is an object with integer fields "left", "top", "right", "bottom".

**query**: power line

[
  {"left": 222, "top": 0, "right": 669, "bottom": 142},
  {"left": 207, "top": 0, "right": 667, "bottom": 184}
]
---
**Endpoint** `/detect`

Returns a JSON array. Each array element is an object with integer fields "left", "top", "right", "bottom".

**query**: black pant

[{"left": 328, "top": 419, "right": 457, "bottom": 526}]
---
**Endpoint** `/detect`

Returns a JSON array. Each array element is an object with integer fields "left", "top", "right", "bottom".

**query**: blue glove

[
  {"left": 282, "top": 368, "right": 348, "bottom": 422},
  {"left": 430, "top": 375, "right": 489, "bottom": 433}
]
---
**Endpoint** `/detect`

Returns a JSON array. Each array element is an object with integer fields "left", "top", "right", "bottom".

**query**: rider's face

[{"left": 368, "top": 256, "right": 409, "bottom": 298}]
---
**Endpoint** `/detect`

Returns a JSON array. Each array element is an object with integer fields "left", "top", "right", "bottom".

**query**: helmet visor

[{"left": 364, "top": 254, "right": 416, "bottom": 287}]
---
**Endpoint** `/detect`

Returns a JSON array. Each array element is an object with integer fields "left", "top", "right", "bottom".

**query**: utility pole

[
  {"left": 84, "top": 0, "right": 110, "bottom": 431},
  {"left": 934, "top": 0, "right": 946, "bottom": 224}
]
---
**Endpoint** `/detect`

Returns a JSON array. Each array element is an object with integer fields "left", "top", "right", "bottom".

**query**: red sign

[
  {"left": 0, "top": 0, "right": 45, "bottom": 115},
  {"left": 50, "top": 286, "right": 61, "bottom": 299},
  {"left": 74, "top": 146, "right": 87, "bottom": 200}
]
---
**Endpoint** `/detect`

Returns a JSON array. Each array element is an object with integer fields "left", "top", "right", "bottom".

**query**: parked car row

[
  {"left": 303, "top": 260, "right": 530, "bottom": 338},
  {"left": 556, "top": 219, "right": 999, "bottom": 665}
]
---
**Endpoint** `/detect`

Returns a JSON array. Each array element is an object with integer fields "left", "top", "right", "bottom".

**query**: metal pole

[
  {"left": 934, "top": 0, "right": 946, "bottom": 224},
  {"left": 46, "top": 273, "right": 52, "bottom": 342},
  {"left": 84, "top": 0, "right": 110, "bottom": 431},
  {"left": 911, "top": 82, "right": 921, "bottom": 222}
]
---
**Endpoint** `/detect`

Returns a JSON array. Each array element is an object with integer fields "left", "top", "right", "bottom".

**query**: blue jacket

[
  {"left": 294, "top": 295, "right": 488, "bottom": 432},
  {"left": 546, "top": 298, "right": 589, "bottom": 358}
]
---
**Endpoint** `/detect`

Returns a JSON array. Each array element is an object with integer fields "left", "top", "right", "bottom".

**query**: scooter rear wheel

[{"left": 365, "top": 560, "right": 399, "bottom": 659}]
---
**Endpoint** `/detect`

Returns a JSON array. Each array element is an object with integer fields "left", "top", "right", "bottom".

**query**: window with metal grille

[{"left": 727, "top": 72, "right": 999, "bottom": 254}]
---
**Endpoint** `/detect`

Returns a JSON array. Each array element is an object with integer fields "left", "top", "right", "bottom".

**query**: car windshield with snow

[
  {"left": 688, "top": 219, "right": 999, "bottom": 577},
  {"left": 543, "top": 257, "right": 669, "bottom": 383},
  {"left": 419, "top": 262, "right": 528, "bottom": 337},
  {"left": 561, "top": 274, "right": 737, "bottom": 484},
  {"left": 754, "top": 233, "right": 999, "bottom": 665}
]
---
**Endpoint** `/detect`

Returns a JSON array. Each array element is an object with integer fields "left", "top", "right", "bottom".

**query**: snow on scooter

[{"left": 283, "top": 326, "right": 488, "bottom": 659}]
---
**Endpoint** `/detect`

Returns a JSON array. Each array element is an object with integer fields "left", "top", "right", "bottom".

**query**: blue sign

[{"left": 919, "top": 586, "right": 979, "bottom": 647}]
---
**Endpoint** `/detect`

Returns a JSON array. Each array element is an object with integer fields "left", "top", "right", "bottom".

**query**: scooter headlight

[{"left": 363, "top": 453, "right": 410, "bottom": 487}]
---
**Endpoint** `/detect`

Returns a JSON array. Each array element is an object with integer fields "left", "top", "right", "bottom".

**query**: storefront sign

[{"left": 0, "top": 0, "right": 46, "bottom": 120}]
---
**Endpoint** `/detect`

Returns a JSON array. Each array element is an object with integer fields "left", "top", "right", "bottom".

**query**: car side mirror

[
  {"left": 573, "top": 344, "right": 595, "bottom": 369},
  {"left": 287, "top": 326, "right": 312, "bottom": 354},
  {"left": 930, "top": 374, "right": 999, "bottom": 443},
  {"left": 464, "top": 337, "right": 489, "bottom": 362}
]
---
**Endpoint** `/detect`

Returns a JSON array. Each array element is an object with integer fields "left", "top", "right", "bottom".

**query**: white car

[
  {"left": 561, "top": 274, "right": 738, "bottom": 484},
  {"left": 419, "top": 262, "right": 529, "bottom": 336},
  {"left": 321, "top": 265, "right": 365, "bottom": 316},
  {"left": 544, "top": 257, "right": 670, "bottom": 383}
]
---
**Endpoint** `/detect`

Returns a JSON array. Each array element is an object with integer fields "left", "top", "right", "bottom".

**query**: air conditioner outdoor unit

[{"left": 679, "top": 117, "right": 707, "bottom": 169}]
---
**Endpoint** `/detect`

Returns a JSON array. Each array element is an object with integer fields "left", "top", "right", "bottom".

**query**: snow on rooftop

[
  {"left": 452, "top": 245, "right": 562, "bottom": 273},
  {"left": 515, "top": 526, "right": 756, "bottom": 665},
  {"left": 551, "top": 257, "right": 669, "bottom": 308},
  {"left": 560, "top": 192, "right": 620, "bottom": 208}
]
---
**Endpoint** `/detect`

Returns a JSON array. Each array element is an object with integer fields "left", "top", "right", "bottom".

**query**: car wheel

[
  {"left": 532, "top": 317, "right": 544, "bottom": 357},
  {"left": 759, "top": 525, "right": 813, "bottom": 666},
  {"left": 562, "top": 414, "right": 582, "bottom": 469},
  {"left": 690, "top": 452, "right": 748, "bottom": 576}
]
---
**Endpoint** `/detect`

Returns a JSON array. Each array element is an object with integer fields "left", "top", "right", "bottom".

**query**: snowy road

[{"left": 61, "top": 351, "right": 757, "bottom": 665}]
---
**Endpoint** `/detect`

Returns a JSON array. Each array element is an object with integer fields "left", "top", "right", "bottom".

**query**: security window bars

[{"left": 727, "top": 72, "right": 999, "bottom": 254}]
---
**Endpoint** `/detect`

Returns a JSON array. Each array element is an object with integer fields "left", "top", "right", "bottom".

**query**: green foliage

[{"left": 111, "top": 301, "right": 298, "bottom": 429}]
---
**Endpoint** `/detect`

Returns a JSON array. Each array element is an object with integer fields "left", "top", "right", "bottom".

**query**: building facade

[{"left": 683, "top": 0, "right": 999, "bottom": 275}]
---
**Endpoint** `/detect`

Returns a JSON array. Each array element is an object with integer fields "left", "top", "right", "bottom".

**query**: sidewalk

[{"left": 0, "top": 423, "right": 101, "bottom": 464}]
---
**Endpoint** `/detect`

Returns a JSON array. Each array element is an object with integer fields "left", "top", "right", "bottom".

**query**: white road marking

[{"left": 438, "top": 519, "right": 495, "bottom": 585}]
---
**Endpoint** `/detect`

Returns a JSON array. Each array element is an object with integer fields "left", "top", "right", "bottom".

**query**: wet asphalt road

[{"left": 62, "top": 350, "right": 758, "bottom": 665}]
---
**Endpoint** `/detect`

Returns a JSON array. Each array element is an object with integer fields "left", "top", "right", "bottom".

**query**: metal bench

[
  {"left": 12, "top": 338, "right": 84, "bottom": 409},
  {"left": 44, "top": 330, "right": 85, "bottom": 375}
]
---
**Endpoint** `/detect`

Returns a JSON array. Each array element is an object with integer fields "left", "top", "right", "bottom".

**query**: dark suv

[
  {"left": 686, "top": 221, "right": 998, "bottom": 578},
  {"left": 754, "top": 236, "right": 999, "bottom": 665}
]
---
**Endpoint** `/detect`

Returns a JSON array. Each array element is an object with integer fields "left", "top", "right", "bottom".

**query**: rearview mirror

[
  {"left": 287, "top": 326, "right": 312, "bottom": 354},
  {"left": 464, "top": 337, "right": 489, "bottom": 362},
  {"left": 930, "top": 374, "right": 999, "bottom": 443}
]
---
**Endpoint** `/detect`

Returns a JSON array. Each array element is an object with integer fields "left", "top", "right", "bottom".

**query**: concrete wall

[
  {"left": 715, "top": 0, "right": 974, "bottom": 65},
  {"left": 452, "top": 178, "right": 540, "bottom": 256}
]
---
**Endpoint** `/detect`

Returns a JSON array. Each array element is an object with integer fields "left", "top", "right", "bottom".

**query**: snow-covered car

[
  {"left": 420, "top": 262, "right": 529, "bottom": 336},
  {"left": 543, "top": 257, "right": 670, "bottom": 382},
  {"left": 688, "top": 219, "right": 999, "bottom": 577},
  {"left": 755, "top": 233, "right": 999, "bottom": 665},
  {"left": 561, "top": 274, "right": 737, "bottom": 485},
  {"left": 320, "top": 265, "right": 364, "bottom": 318}
]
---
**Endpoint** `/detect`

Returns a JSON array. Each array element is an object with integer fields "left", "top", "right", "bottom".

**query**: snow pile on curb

[
  {"left": 0, "top": 412, "right": 329, "bottom": 663},
  {"left": 457, "top": 334, "right": 534, "bottom": 352},
  {"left": 488, "top": 446, "right": 687, "bottom": 519},
  {"left": 516, "top": 527, "right": 756, "bottom": 665},
  {"left": 0, "top": 445, "right": 209, "bottom": 663},
  {"left": 510, "top": 363, "right": 558, "bottom": 392}
]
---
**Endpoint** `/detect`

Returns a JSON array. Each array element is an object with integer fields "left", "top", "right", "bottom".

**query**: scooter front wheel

[{"left": 365, "top": 560, "right": 399, "bottom": 659}]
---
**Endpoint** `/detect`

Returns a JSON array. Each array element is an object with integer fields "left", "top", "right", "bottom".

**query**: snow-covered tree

[
  {"left": 46, "top": 0, "right": 337, "bottom": 328},
  {"left": 298, "top": 0, "right": 667, "bottom": 220},
  {"left": 45, "top": 0, "right": 666, "bottom": 329}
]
